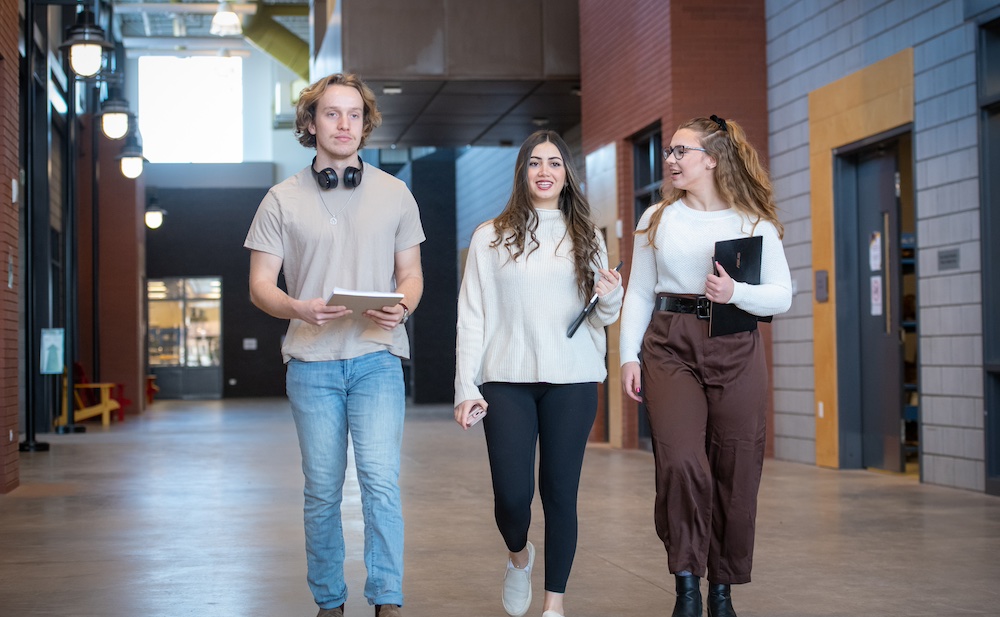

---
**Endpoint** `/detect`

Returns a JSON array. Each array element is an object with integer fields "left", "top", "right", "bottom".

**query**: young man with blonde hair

[{"left": 245, "top": 73, "right": 424, "bottom": 617}]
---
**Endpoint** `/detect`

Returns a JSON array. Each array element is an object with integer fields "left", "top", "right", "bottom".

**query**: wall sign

[
  {"left": 40, "top": 328, "right": 64, "bottom": 375},
  {"left": 870, "top": 276, "right": 883, "bottom": 316},
  {"left": 938, "top": 247, "right": 960, "bottom": 271},
  {"left": 869, "top": 231, "right": 882, "bottom": 272}
]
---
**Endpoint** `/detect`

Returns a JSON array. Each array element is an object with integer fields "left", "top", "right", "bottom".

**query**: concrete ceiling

[
  {"left": 111, "top": 0, "right": 582, "bottom": 149},
  {"left": 114, "top": 1, "right": 308, "bottom": 52},
  {"left": 359, "top": 78, "right": 582, "bottom": 150}
]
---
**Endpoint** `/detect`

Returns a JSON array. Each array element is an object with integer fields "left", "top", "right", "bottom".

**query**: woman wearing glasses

[{"left": 619, "top": 116, "right": 791, "bottom": 617}]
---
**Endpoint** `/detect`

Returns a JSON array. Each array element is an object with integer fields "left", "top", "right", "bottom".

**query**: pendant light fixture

[
  {"left": 144, "top": 197, "right": 167, "bottom": 230},
  {"left": 210, "top": 1, "right": 243, "bottom": 36},
  {"left": 60, "top": 7, "right": 112, "bottom": 77},
  {"left": 117, "top": 127, "right": 147, "bottom": 179},
  {"left": 100, "top": 87, "right": 131, "bottom": 140}
]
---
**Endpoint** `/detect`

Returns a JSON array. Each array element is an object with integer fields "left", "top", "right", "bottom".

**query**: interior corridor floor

[{"left": 2, "top": 398, "right": 999, "bottom": 617}]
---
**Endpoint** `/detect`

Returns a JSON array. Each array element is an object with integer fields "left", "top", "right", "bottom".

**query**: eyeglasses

[{"left": 663, "top": 145, "right": 707, "bottom": 161}]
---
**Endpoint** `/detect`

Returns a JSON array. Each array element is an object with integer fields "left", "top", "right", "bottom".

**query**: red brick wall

[
  {"left": 95, "top": 132, "right": 145, "bottom": 416},
  {"left": 1, "top": 0, "right": 21, "bottom": 493},
  {"left": 76, "top": 117, "right": 146, "bottom": 416},
  {"left": 580, "top": 0, "right": 769, "bottom": 449},
  {"left": 580, "top": 0, "right": 672, "bottom": 156},
  {"left": 669, "top": 1, "right": 769, "bottom": 159}
]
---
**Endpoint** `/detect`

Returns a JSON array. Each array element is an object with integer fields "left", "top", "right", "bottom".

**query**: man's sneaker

[
  {"left": 502, "top": 541, "right": 535, "bottom": 616},
  {"left": 374, "top": 605, "right": 401, "bottom": 617},
  {"left": 317, "top": 605, "right": 344, "bottom": 617}
]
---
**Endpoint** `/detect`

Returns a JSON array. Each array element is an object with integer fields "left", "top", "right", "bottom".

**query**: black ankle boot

[
  {"left": 671, "top": 575, "right": 702, "bottom": 617},
  {"left": 707, "top": 583, "right": 737, "bottom": 617}
]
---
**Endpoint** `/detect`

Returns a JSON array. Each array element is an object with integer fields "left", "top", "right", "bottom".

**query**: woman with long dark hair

[{"left": 455, "top": 130, "right": 622, "bottom": 617}]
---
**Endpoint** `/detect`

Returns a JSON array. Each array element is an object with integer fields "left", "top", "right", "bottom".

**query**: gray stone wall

[{"left": 766, "top": 0, "right": 989, "bottom": 490}]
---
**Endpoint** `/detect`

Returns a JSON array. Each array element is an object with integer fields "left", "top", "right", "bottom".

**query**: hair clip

[{"left": 710, "top": 115, "right": 728, "bottom": 132}]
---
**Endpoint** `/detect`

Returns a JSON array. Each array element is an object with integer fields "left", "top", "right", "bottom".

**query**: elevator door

[{"left": 856, "top": 149, "right": 905, "bottom": 473}]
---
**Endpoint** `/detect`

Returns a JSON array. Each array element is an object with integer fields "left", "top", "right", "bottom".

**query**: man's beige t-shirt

[{"left": 244, "top": 164, "right": 425, "bottom": 363}]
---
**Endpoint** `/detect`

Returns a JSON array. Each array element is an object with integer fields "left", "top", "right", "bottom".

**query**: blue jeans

[{"left": 286, "top": 351, "right": 406, "bottom": 608}]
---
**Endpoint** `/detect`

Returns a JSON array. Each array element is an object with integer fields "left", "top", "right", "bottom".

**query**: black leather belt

[{"left": 656, "top": 295, "right": 711, "bottom": 320}]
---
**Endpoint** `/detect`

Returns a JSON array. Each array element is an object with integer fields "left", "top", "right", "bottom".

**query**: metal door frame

[
  {"left": 631, "top": 124, "right": 662, "bottom": 452},
  {"left": 980, "top": 103, "right": 1000, "bottom": 496},
  {"left": 832, "top": 125, "right": 913, "bottom": 470},
  {"left": 977, "top": 20, "right": 1000, "bottom": 496}
]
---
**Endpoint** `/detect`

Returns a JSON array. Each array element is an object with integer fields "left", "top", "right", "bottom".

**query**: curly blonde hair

[{"left": 640, "top": 116, "right": 782, "bottom": 246}]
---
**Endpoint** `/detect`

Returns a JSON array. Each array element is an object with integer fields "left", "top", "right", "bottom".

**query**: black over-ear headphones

[{"left": 311, "top": 156, "right": 364, "bottom": 190}]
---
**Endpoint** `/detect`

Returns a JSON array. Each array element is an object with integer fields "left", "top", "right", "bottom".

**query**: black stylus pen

[{"left": 566, "top": 261, "right": 624, "bottom": 338}]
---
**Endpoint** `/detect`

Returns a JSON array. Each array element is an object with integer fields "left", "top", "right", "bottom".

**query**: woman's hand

[
  {"left": 705, "top": 262, "right": 735, "bottom": 304},
  {"left": 594, "top": 267, "right": 622, "bottom": 297},
  {"left": 621, "top": 362, "right": 643, "bottom": 402},
  {"left": 454, "top": 399, "right": 488, "bottom": 430}
]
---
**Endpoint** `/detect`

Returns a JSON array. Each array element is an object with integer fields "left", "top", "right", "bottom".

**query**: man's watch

[{"left": 399, "top": 302, "right": 410, "bottom": 325}]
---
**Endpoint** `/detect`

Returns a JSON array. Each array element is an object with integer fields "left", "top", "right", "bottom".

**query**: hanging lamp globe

[
  {"left": 60, "top": 8, "right": 113, "bottom": 77},
  {"left": 100, "top": 99, "right": 131, "bottom": 140},
  {"left": 144, "top": 204, "right": 167, "bottom": 229},
  {"left": 117, "top": 129, "right": 147, "bottom": 179},
  {"left": 210, "top": 1, "right": 243, "bottom": 36}
]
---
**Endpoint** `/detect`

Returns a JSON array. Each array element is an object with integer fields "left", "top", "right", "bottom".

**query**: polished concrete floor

[{"left": 2, "top": 398, "right": 1000, "bottom": 617}]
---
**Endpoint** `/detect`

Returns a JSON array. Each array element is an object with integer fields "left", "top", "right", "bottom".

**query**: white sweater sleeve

[
  {"left": 454, "top": 229, "right": 488, "bottom": 405},
  {"left": 591, "top": 232, "right": 624, "bottom": 326},
  {"left": 619, "top": 207, "right": 659, "bottom": 365},
  {"left": 728, "top": 222, "right": 793, "bottom": 316}
]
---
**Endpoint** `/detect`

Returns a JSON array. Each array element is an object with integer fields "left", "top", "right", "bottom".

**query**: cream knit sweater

[
  {"left": 620, "top": 199, "right": 792, "bottom": 365},
  {"left": 455, "top": 208, "right": 624, "bottom": 406}
]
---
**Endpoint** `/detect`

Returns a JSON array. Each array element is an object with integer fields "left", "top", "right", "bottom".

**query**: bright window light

[{"left": 138, "top": 56, "right": 243, "bottom": 163}]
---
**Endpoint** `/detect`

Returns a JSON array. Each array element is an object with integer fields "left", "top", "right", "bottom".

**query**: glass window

[
  {"left": 982, "top": 20, "right": 1000, "bottom": 101},
  {"left": 148, "top": 277, "right": 222, "bottom": 368},
  {"left": 137, "top": 56, "right": 243, "bottom": 163},
  {"left": 185, "top": 300, "right": 221, "bottom": 368},
  {"left": 633, "top": 131, "right": 662, "bottom": 190},
  {"left": 633, "top": 127, "right": 663, "bottom": 227},
  {"left": 148, "top": 297, "right": 184, "bottom": 367}
]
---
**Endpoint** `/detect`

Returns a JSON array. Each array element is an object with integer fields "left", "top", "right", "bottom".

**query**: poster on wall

[
  {"left": 870, "top": 276, "right": 883, "bottom": 316},
  {"left": 869, "top": 231, "right": 882, "bottom": 272},
  {"left": 40, "top": 328, "right": 64, "bottom": 375}
]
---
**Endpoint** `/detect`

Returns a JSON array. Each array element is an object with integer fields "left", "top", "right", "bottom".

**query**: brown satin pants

[{"left": 640, "top": 300, "right": 767, "bottom": 585}]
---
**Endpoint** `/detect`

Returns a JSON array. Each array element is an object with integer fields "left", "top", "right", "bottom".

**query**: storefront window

[{"left": 148, "top": 277, "right": 222, "bottom": 368}]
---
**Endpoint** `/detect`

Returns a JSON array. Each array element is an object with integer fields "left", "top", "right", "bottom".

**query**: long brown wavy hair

[
  {"left": 491, "top": 130, "right": 601, "bottom": 301},
  {"left": 640, "top": 116, "right": 783, "bottom": 246},
  {"left": 294, "top": 73, "right": 382, "bottom": 150}
]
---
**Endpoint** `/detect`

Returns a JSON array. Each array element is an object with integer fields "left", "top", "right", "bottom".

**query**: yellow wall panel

[{"left": 807, "top": 49, "right": 914, "bottom": 468}]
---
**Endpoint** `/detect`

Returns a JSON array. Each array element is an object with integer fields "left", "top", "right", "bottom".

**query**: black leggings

[{"left": 481, "top": 381, "right": 598, "bottom": 594}]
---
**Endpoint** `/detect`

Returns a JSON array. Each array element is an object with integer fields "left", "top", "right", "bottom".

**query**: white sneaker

[
  {"left": 541, "top": 611, "right": 565, "bottom": 617},
  {"left": 502, "top": 541, "right": 535, "bottom": 616}
]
